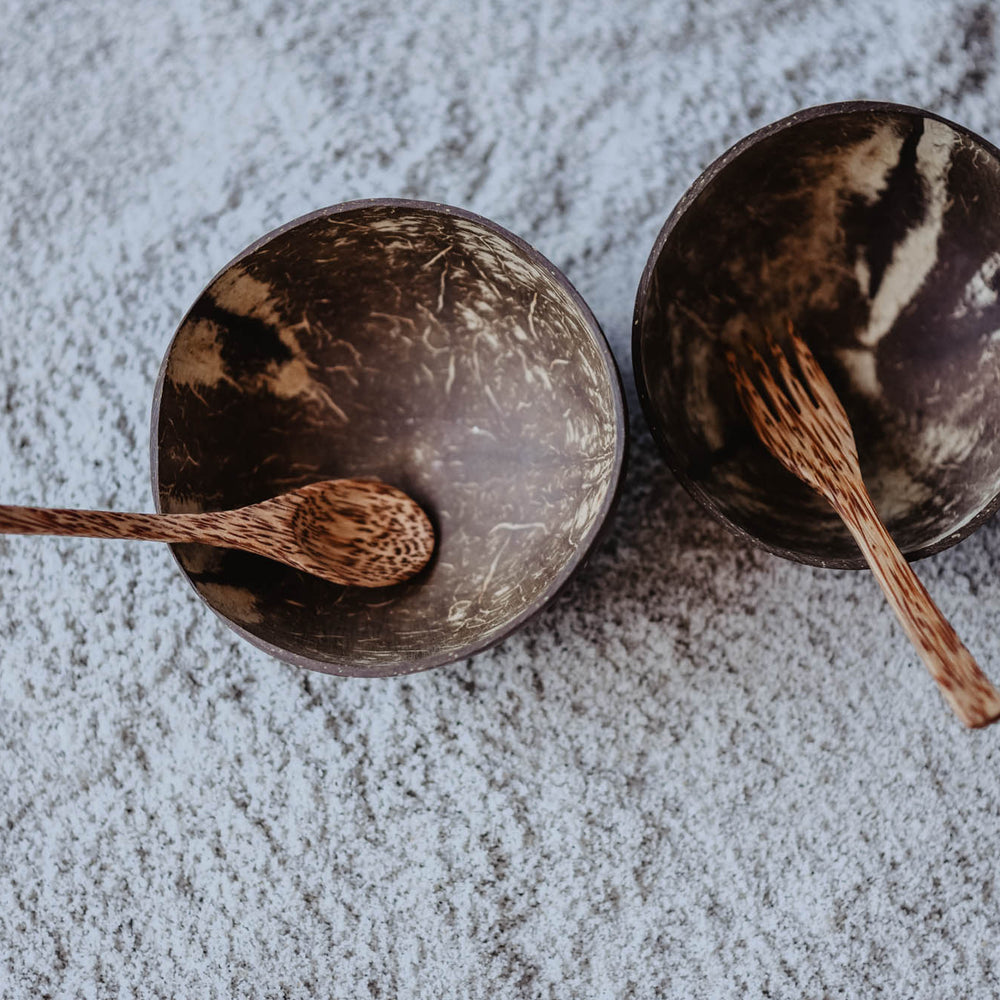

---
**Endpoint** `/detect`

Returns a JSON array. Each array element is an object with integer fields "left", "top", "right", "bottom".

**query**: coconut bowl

[
  {"left": 153, "top": 200, "right": 626, "bottom": 675},
  {"left": 634, "top": 102, "right": 1000, "bottom": 567}
]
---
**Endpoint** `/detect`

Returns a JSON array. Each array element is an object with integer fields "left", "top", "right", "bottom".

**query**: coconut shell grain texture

[
  {"left": 151, "top": 200, "right": 626, "bottom": 676},
  {"left": 635, "top": 102, "right": 1000, "bottom": 568}
]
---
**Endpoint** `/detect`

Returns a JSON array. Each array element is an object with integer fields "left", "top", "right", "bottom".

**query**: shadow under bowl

[
  {"left": 634, "top": 101, "right": 1000, "bottom": 568},
  {"left": 151, "top": 199, "right": 626, "bottom": 675}
]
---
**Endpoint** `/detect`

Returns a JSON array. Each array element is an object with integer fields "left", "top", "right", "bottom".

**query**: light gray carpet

[{"left": 3, "top": 1, "right": 1000, "bottom": 996}]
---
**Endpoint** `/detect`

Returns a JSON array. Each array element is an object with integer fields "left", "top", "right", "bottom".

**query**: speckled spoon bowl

[
  {"left": 152, "top": 199, "right": 626, "bottom": 676},
  {"left": 634, "top": 101, "right": 1000, "bottom": 567},
  {"left": 0, "top": 479, "right": 435, "bottom": 588}
]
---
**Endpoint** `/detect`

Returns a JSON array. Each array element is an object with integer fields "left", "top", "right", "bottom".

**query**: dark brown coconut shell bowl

[
  {"left": 634, "top": 101, "right": 1000, "bottom": 568},
  {"left": 152, "top": 200, "right": 626, "bottom": 675}
]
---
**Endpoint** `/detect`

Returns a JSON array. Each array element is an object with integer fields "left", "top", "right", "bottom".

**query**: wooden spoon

[
  {"left": 728, "top": 324, "right": 1000, "bottom": 729},
  {"left": 0, "top": 479, "right": 435, "bottom": 588}
]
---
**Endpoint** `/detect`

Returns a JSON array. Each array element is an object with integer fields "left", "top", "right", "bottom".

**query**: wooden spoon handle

[
  {"left": 0, "top": 504, "right": 234, "bottom": 547},
  {"left": 834, "top": 485, "right": 1000, "bottom": 728}
]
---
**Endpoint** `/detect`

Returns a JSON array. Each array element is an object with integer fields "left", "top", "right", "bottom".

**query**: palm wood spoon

[
  {"left": 727, "top": 325, "right": 1000, "bottom": 729},
  {"left": 0, "top": 479, "right": 435, "bottom": 588}
]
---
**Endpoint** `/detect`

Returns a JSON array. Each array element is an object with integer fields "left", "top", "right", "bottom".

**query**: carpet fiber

[{"left": 3, "top": 1, "right": 1000, "bottom": 996}]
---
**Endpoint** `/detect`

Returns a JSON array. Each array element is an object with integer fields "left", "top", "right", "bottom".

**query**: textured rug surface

[{"left": 3, "top": 1, "right": 1000, "bottom": 996}]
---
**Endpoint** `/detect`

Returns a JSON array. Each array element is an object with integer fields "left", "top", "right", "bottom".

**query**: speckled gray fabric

[{"left": 2, "top": 1, "right": 1000, "bottom": 997}]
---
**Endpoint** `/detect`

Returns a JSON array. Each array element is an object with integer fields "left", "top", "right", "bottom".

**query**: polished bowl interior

[
  {"left": 635, "top": 102, "right": 1000, "bottom": 567},
  {"left": 152, "top": 200, "right": 625, "bottom": 675}
]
